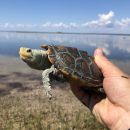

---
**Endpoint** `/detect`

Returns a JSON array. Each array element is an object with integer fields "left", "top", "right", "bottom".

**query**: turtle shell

[{"left": 41, "top": 44, "right": 103, "bottom": 87}]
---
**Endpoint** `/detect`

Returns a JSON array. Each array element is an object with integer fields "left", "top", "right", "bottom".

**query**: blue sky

[{"left": 0, "top": 0, "right": 130, "bottom": 33}]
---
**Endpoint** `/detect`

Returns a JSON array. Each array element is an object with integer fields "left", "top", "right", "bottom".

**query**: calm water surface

[{"left": 0, "top": 32, "right": 130, "bottom": 60}]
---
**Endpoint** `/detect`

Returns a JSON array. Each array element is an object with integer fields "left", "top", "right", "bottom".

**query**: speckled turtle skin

[{"left": 41, "top": 45, "right": 103, "bottom": 88}]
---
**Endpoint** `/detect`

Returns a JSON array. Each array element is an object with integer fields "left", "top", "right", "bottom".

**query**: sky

[{"left": 0, "top": 0, "right": 130, "bottom": 33}]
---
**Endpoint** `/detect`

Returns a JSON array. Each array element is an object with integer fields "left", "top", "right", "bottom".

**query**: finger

[
  {"left": 94, "top": 48, "right": 125, "bottom": 78},
  {"left": 70, "top": 85, "right": 106, "bottom": 110}
]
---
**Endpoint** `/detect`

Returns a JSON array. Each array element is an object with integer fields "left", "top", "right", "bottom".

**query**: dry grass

[
  {"left": 0, "top": 87, "right": 106, "bottom": 130},
  {"left": 0, "top": 55, "right": 130, "bottom": 130}
]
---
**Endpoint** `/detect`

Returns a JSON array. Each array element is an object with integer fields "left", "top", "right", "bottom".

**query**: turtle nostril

[{"left": 27, "top": 49, "right": 31, "bottom": 53}]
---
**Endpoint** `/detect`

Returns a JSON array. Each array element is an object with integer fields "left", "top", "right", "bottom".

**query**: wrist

[{"left": 110, "top": 112, "right": 130, "bottom": 130}]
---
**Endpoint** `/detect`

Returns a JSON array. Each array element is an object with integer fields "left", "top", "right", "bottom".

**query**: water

[{"left": 0, "top": 31, "right": 130, "bottom": 60}]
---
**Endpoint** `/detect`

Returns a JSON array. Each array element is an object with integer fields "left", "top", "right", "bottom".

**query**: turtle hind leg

[{"left": 42, "top": 65, "right": 57, "bottom": 99}]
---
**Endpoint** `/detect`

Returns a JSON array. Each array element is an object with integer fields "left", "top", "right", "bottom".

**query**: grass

[
  {"left": 1, "top": 55, "right": 130, "bottom": 130},
  {"left": 0, "top": 84, "right": 107, "bottom": 130}
]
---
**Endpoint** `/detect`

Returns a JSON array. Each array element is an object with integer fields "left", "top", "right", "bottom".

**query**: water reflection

[{"left": 0, "top": 32, "right": 130, "bottom": 60}]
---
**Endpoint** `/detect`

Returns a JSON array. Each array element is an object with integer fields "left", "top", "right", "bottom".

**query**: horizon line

[{"left": 0, "top": 30, "right": 130, "bottom": 36}]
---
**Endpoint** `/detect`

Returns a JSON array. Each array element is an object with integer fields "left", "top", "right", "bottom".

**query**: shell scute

[
  {"left": 67, "top": 47, "right": 80, "bottom": 59},
  {"left": 90, "top": 62, "right": 103, "bottom": 79},
  {"left": 73, "top": 71, "right": 81, "bottom": 77},
  {"left": 79, "top": 50, "right": 88, "bottom": 58},
  {"left": 61, "top": 53, "right": 75, "bottom": 69},
  {"left": 54, "top": 46, "right": 67, "bottom": 53},
  {"left": 76, "top": 59, "right": 91, "bottom": 77},
  {"left": 63, "top": 68, "right": 73, "bottom": 74},
  {"left": 56, "top": 60, "right": 64, "bottom": 68}
]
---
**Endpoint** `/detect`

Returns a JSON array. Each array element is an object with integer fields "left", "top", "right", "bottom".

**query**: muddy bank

[{"left": 0, "top": 55, "right": 130, "bottom": 97}]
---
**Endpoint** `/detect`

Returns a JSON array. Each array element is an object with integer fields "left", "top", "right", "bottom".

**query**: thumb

[
  {"left": 94, "top": 48, "right": 124, "bottom": 78},
  {"left": 94, "top": 48, "right": 130, "bottom": 111}
]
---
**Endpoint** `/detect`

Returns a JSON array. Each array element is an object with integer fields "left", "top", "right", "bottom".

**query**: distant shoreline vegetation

[{"left": 0, "top": 30, "right": 130, "bottom": 36}]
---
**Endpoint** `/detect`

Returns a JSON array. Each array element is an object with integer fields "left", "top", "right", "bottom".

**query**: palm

[
  {"left": 94, "top": 96, "right": 125, "bottom": 127},
  {"left": 93, "top": 76, "right": 130, "bottom": 127}
]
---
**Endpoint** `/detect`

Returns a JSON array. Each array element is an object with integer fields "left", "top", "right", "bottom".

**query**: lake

[{"left": 0, "top": 31, "right": 130, "bottom": 60}]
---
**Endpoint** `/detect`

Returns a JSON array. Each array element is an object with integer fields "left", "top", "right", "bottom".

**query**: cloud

[
  {"left": 0, "top": 23, "right": 14, "bottom": 28},
  {"left": 82, "top": 11, "right": 114, "bottom": 28},
  {"left": 41, "top": 22, "right": 69, "bottom": 28},
  {"left": 4, "top": 23, "right": 10, "bottom": 28},
  {"left": 0, "top": 11, "right": 130, "bottom": 33},
  {"left": 69, "top": 23, "right": 79, "bottom": 28},
  {"left": 41, "top": 22, "right": 79, "bottom": 29},
  {"left": 16, "top": 24, "right": 38, "bottom": 28},
  {"left": 116, "top": 18, "right": 130, "bottom": 28},
  {"left": 0, "top": 23, "right": 38, "bottom": 29},
  {"left": 98, "top": 11, "right": 114, "bottom": 22},
  {"left": 42, "top": 22, "right": 51, "bottom": 27},
  {"left": 52, "top": 22, "right": 69, "bottom": 28},
  {"left": 16, "top": 24, "right": 25, "bottom": 28}
]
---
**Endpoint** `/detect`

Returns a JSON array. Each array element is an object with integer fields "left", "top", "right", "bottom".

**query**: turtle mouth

[{"left": 20, "top": 55, "right": 32, "bottom": 60}]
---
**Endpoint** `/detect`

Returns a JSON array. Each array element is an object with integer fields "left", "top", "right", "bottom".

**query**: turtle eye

[{"left": 27, "top": 49, "right": 31, "bottom": 53}]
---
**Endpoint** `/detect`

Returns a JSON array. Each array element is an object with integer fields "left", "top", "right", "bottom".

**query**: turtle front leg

[{"left": 42, "top": 65, "right": 57, "bottom": 99}]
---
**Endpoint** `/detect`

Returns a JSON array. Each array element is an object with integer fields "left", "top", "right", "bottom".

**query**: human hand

[{"left": 70, "top": 48, "right": 130, "bottom": 130}]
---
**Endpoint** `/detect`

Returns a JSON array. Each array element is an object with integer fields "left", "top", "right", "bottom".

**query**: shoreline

[
  {"left": 0, "top": 54, "right": 130, "bottom": 75},
  {"left": 0, "top": 30, "right": 130, "bottom": 36}
]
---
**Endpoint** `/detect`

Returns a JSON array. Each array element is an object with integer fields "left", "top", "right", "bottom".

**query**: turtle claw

[{"left": 53, "top": 68, "right": 58, "bottom": 75}]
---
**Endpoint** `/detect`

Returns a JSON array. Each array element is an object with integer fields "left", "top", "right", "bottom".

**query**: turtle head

[{"left": 19, "top": 47, "right": 52, "bottom": 70}]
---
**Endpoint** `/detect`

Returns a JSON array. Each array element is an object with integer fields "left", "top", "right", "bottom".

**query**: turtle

[{"left": 19, "top": 44, "right": 104, "bottom": 99}]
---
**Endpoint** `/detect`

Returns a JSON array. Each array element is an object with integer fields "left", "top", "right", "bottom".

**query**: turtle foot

[{"left": 42, "top": 65, "right": 57, "bottom": 99}]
